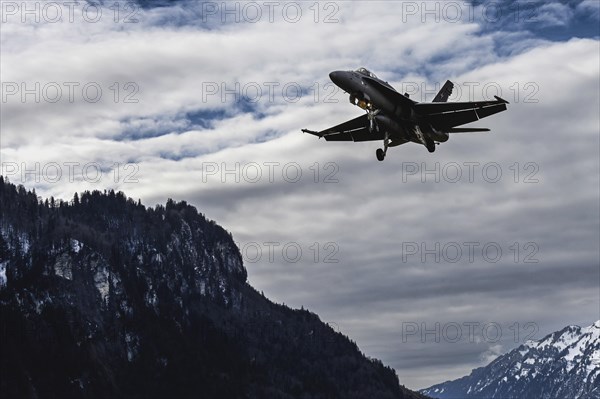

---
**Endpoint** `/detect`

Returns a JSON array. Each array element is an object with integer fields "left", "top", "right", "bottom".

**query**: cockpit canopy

[{"left": 355, "top": 67, "right": 377, "bottom": 79}]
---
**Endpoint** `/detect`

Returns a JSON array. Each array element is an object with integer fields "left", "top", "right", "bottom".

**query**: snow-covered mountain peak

[
  {"left": 422, "top": 320, "right": 600, "bottom": 399},
  {"left": 586, "top": 320, "right": 600, "bottom": 332}
]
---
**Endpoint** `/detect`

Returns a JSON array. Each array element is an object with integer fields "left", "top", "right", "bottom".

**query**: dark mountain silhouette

[{"left": 0, "top": 176, "right": 427, "bottom": 399}]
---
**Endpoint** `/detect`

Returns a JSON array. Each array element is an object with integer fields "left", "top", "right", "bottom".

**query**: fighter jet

[{"left": 302, "top": 67, "right": 509, "bottom": 161}]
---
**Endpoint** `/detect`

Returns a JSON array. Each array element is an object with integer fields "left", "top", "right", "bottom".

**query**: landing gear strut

[
  {"left": 376, "top": 131, "right": 390, "bottom": 161},
  {"left": 367, "top": 109, "right": 380, "bottom": 134}
]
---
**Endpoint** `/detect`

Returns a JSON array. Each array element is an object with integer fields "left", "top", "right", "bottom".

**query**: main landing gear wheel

[
  {"left": 426, "top": 140, "right": 436, "bottom": 153},
  {"left": 376, "top": 130, "right": 390, "bottom": 161}
]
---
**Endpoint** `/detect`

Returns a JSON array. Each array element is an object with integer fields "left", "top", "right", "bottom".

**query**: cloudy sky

[{"left": 1, "top": 0, "right": 599, "bottom": 389}]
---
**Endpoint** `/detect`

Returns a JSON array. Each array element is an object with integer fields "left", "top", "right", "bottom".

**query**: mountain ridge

[
  {"left": 421, "top": 320, "right": 600, "bottom": 399},
  {"left": 0, "top": 176, "right": 427, "bottom": 399}
]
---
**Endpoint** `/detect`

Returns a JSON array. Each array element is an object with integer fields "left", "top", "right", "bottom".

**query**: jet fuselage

[{"left": 328, "top": 69, "right": 449, "bottom": 146}]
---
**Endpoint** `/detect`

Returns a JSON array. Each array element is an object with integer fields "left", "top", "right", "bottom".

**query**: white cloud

[
  {"left": 577, "top": 0, "right": 600, "bottom": 19},
  {"left": 1, "top": 1, "right": 599, "bottom": 390},
  {"left": 530, "top": 2, "right": 574, "bottom": 27}
]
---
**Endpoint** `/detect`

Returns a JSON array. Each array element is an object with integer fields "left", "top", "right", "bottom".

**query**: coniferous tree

[{"left": 0, "top": 176, "right": 424, "bottom": 399}]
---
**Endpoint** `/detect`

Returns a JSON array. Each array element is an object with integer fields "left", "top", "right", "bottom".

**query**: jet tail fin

[{"left": 432, "top": 80, "right": 454, "bottom": 102}]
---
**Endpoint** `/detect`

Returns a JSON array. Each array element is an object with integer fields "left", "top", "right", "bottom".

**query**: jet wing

[
  {"left": 447, "top": 127, "right": 490, "bottom": 133},
  {"left": 415, "top": 96, "right": 509, "bottom": 129},
  {"left": 302, "top": 114, "right": 384, "bottom": 142}
]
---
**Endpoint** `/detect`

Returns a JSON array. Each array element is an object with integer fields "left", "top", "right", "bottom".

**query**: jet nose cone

[{"left": 329, "top": 71, "right": 343, "bottom": 85}]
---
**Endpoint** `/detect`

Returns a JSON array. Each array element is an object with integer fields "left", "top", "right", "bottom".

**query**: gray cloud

[{"left": 1, "top": 1, "right": 598, "bottom": 390}]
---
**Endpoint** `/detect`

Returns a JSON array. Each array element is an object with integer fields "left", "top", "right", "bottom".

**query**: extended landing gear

[
  {"left": 426, "top": 139, "right": 436, "bottom": 153},
  {"left": 376, "top": 131, "right": 390, "bottom": 161}
]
